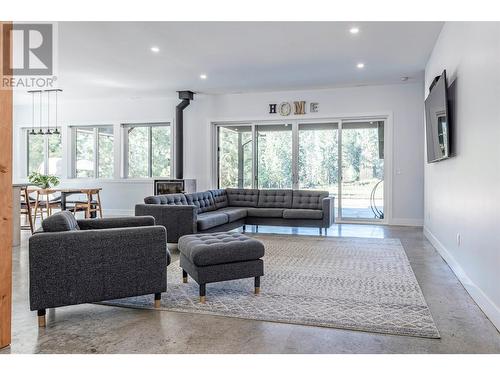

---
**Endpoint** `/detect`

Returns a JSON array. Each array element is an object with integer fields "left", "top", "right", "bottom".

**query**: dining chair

[
  {"left": 33, "top": 188, "right": 61, "bottom": 221},
  {"left": 72, "top": 189, "right": 103, "bottom": 218},
  {"left": 20, "top": 186, "right": 34, "bottom": 234}
]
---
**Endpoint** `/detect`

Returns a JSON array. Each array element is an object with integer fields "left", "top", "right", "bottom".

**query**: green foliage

[
  {"left": 298, "top": 127, "right": 338, "bottom": 190},
  {"left": 76, "top": 128, "right": 95, "bottom": 178},
  {"left": 28, "top": 172, "right": 60, "bottom": 189},
  {"left": 27, "top": 134, "right": 45, "bottom": 174},
  {"left": 127, "top": 125, "right": 171, "bottom": 178},
  {"left": 257, "top": 128, "right": 292, "bottom": 188},
  {"left": 98, "top": 129, "right": 114, "bottom": 178}
]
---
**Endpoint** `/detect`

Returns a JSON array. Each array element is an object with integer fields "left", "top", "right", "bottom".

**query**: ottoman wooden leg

[
  {"left": 254, "top": 276, "right": 260, "bottom": 294},
  {"left": 199, "top": 283, "right": 206, "bottom": 304},
  {"left": 154, "top": 293, "right": 161, "bottom": 308},
  {"left": 182, "top": 269, "right": 188, "bottom": 283},
  {"left": 37, "top": 309, "right": 46, "bottom": 327}
]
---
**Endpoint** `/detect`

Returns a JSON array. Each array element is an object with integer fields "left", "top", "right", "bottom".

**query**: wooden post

[{"left": 0, "top": 21, "right": 13, "bottom": 349}]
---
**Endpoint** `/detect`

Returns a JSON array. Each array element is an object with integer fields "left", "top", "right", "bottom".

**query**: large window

[
  {"left": 298, "top": 123, "right": 338, "bottom": 192},
  {"left": 123, "top": 123, "right": 171, "bottom": 178},
  {"left": 27, "top": 131, "right": 62, "bottom": 176},
  {"left": 73, "top": 125, "right": 114, "bottom": 178},
  {"left": 340, "top": 121, "right": 384, "bottom": 219},
  {"left": 256, "top": 124, "right": 292, "bottom": 189},
  {"left": 217, "top": 125, "right": 252, "bottom": 188},
  {"left": 216, "top": 119, "right": 386, "bottom": 223}
]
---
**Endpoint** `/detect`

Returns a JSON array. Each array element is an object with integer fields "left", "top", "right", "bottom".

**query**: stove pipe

[{"left": 175, "top": 90, "right": 194, "bottom": 179}]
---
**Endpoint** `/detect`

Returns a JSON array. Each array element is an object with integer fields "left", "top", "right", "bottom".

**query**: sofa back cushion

[
  {"left": 186, "top": 191, "right": 216, "bottom": 214},
  {"left": 257, "top": 189, "right": 292, "bottom": 208},
  {"left": 144, "top": 193, "right": 188, "bottom": 205},
  {"left": 41, "top": 211, "right": 80, "bottom": 232},
  {"left": 292, "top": 190, "right": 329, "bottom": 210},
  {"left": 209, "top": 189, "right": 228, "bottom": 209},
  {"left": 226, "top": 188, "right": 259, "bottom": 207}
]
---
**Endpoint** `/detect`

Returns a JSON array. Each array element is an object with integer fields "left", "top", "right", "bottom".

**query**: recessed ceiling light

[
  {"left": 150, "top": 46, "right": 160, "bottom": 53},
  {"left": 357, "top": 63, "right": 365, "bottom": 69},
  {"left": 200, "top": 74, "right": 207, "bottom": 80},
  {"left": 350, "top": 27, "right": 360, "bottom": 34},
  {"left": 401, "top": 76, "right": 409, "bottom": 81}
]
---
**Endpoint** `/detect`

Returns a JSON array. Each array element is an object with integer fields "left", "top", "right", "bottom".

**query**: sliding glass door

[
  {"left": 217, "top": 125, "right": 253, "bottom": 188},
  {"left": 216, "top": 118, "right": 386, "bottom": 223},
  {"left": 298, "top": 122, "right": 339, "bottom": 194},
  {"left": 256, "top": 124, "right": 293, "bottom": 189},
  {"left": 340, "top": 121, "right": 384, "bottom": 220}
]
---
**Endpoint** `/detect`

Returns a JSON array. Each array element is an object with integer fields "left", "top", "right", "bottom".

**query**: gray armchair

[{"left": 29, "top": 211, "right": 169, "bottom": 327}]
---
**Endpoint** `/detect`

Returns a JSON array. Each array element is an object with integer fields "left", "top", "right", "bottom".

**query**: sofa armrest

[
  {"left": 29, "top": 226, "right": 167, "bottom": 311},
  {"left": 322, "top": 196, "right": 335, "bottom": 227},
  {"left": 135, "top": 204, "right": 197, "bottom": 243},
  {"left": 77, "top": 216, "right": 155, "bottom": 230}
]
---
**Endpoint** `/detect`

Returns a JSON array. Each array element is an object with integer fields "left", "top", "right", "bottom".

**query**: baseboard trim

[
  {"left": 424, "top": 226, "right": 500, "bottom": 332},
  {"left": 389, "top": 218, "right": 424, "bottom": 227}
]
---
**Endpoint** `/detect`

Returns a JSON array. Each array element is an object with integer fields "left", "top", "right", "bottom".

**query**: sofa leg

[
  {"left": 254, "top": 276, "right": 260, "bottom": 294},
  {"left": 242, "top": 224, "right": 246, "bottom": 233},
  {"left": 37, "top": 309, "right": 46, "bottom": 327},
  {"left": 255, "top": 225, "right": 259, "bottom": 233},
  {"left": 154, "top": 293, "right": 161, "bottom": 308},
  {"left": 182, "top": 269, "right": 188, "bottom": 283},
  {"left": 319, "top": 228, "right": 322, "bottom": 235},
  {"left": 325, "top": 228, "right": 328, "bottom": 236},
  {"left": 199, "top": 283, "right": 206, "bottom": 304}
]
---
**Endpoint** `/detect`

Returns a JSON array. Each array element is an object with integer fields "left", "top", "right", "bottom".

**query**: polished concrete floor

[{"left": 2, "top": 223, "right": 499, "bottom": 354}]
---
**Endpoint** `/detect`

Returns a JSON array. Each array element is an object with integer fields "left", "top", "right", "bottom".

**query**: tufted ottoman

[{"left": 178, "top": 232, "right": 265, "bottom": 303}]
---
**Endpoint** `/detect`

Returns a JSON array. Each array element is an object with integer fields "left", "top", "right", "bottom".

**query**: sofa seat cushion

[
  {"left": 178, "top": 232, "right": 265, "bottom": 266},
  {"left": 215, "top": 207, "right": 247, "bottom": 222},
  {"left": 246, "top": 207, "right": 284, "bottom": 218},
  {"left": 41, "top": 211, "right": 80, "bottom": 232},
  {"left": 186, "top": 191, "right": 217, "bottom": 214},
  {"left": 283, "top": 209, "right": 323, "bottom": 220},
  {"left": 196, "top": 212, "right": 229, "bottom": 230}
]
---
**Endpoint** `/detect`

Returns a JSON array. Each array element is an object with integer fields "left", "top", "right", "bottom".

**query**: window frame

[
  {"left": 122, "top": 122, "right": 173, "bottom": 179},
  {"left": 25, "top": 128, "right": 62, "bottom": 176},
  {"left": 71, "top": 125, "right": 115, "bottom": 179},
  {"left": 213, "top": 114, "right": 392, "bottom": 225}
]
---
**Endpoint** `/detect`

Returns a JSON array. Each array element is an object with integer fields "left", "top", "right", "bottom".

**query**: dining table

[
  {"left": 58, "top": 188, "right": 103, "bottom": 218},
  {"left": 13, "top": 186, "right": 103, "bottom": 246}
]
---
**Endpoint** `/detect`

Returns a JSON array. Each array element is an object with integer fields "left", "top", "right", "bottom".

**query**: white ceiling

[{"left": 54, "top": 21, "right": 443, "bottom": 99}]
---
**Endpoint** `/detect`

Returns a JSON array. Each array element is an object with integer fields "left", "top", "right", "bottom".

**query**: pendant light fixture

[
  {"left": 45, "top": 90, "right": 52, "bottom": 135},
  {"left": 37, "top": 91, "right": 44, "bottom": 135},
  {"left": 28, "top": 90, "right": 37, "bottom": 135},
  {"left": 53, "top": 89, "right": 60, "bottom": 135},
  {"left": 27, "top": 88, "right": 63, "bottom": 136}
]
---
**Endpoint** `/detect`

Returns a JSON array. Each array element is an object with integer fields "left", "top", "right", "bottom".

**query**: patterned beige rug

[{"left": 103, "top": 234, "right": 440, "bottom": 338}]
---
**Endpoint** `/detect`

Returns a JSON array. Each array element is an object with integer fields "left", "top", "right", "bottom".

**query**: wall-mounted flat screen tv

[{"left": 425, "top": 70, "right": 451, "bottom": 163}]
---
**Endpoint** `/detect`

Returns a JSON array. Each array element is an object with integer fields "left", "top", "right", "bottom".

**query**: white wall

[
  {"left": 424, "top": 22, "right": 500, "bottom": 330},
  {"left": 210, "top": 83, "right": 425, "bottom": 225},
  {"left": 13, "top": 82, "right": 424, "bottom": 224}
]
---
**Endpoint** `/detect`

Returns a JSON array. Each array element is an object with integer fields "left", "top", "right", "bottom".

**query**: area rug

[{"left": 103, "top": 235, "right": 440, "bottom": 338}]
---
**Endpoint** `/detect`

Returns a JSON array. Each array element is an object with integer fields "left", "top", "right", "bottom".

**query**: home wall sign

[{"left": 269, "top": 101, "right": 319, "bottom": 116}]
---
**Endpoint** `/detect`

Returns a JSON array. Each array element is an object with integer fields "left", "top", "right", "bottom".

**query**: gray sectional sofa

[{"left": 135, "top": 188, "right": 335, "bottom": 243}]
